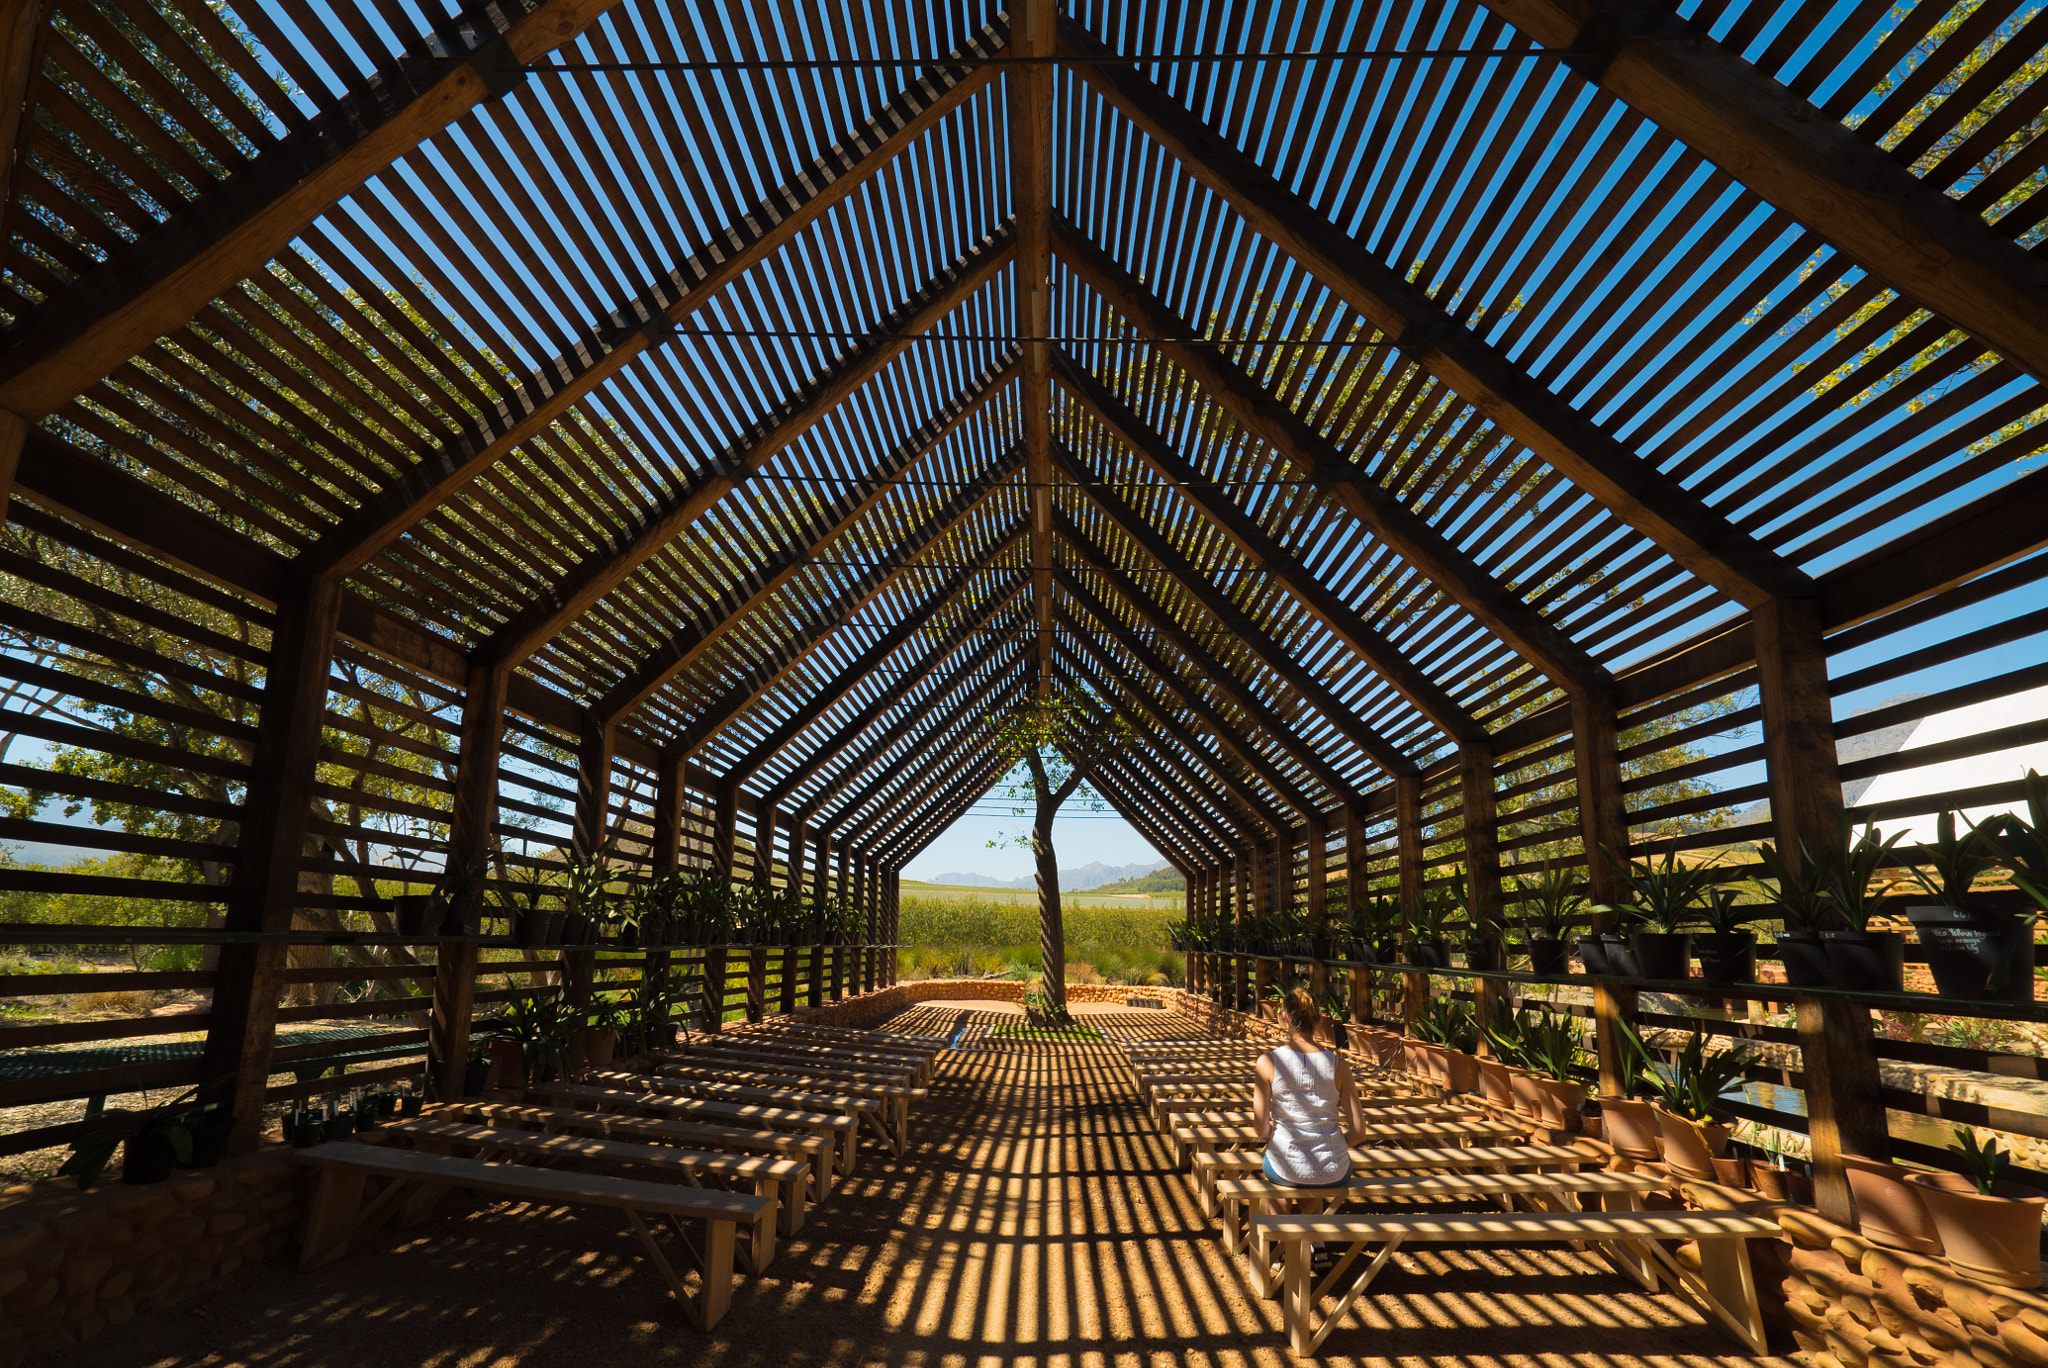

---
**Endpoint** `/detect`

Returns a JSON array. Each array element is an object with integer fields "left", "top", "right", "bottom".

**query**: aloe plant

[
  {"left": 1512, "top": 859, "right": 1587, "bottom": 940},
  {"left": 1822, "top": 816, "right": 1908, "bottom": 932},
  {"left": 1616, "top": 1020, "right": 1762, "bottom": 1123},
  {"left": 1415, "top": 997, "right": 1479, "bottom": 1052},
  {"left": 1947, "top": 1126, "right": 2013, "bottom": 1196},
  {"left": 1517, "top": 1006, "right": 1587, "bottom": 1085},
  {"left": 1908, "top": 810, "right": 1996, "bottom": 910},
  {"left": 1753, "top": 839, "right": 1840, "bottom": 931},
  {"left": 1594, "top": 845, "right": 1718, "bottom": 933}
]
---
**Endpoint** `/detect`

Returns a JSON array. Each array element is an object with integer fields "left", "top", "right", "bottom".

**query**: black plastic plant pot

[
  {"left": 1908, "top": 906, "right": 2038, "bottom": 1004},
  {"left": 399, "top": 1094, "right": 423, "bottom": 1118},
  {"left": 463, "top": 1061, "right": 492, "bottom": 1097},
  {"left": 1696, "top": 931, "right": 1758, "bottom": 984},
  {"left": 1822, "top": 929, "right": 1907, "bottom": 993},
  {"left": 183, "top": 1112, "right": 234, "bottom": 1168},
  {"left": 323, "top": 1113, "right": 354, "bottom": 1141},
  {"left": 1529, "top": 937, "right": 1572, "bottom": 977},
  {"left": 519, "top": 907, "right": 550, "bottom": 947},
  {"left": 438, "top": 902, "right": 469, "bottom": 938},
  {"left": 291, "top": 1115, "right": 325, "bottom": 1148},
  {"left": 1774, "top": 930, "right": 1833, "bottom": 987},
  {"left": 1405, "top": 938, "right": 1449, "bottom": 969},
  {"left": 1629, "top": 931, "right": 1693, "bottom": 981},
  {"left": 1463, "top": 937, "right": 1506, "bottom": 972},
  {"left": 122, "top": 1132, "right": 178, "bottom": 1185},
  {"left": 1576, "top": 935, "right": 1612, "bottom": 975},
  {"left": 1605, "top": 935, "right": 1643, "bottom": 978},
  {"left": 393, "top": 895, "right": 435, "bottom": 937}
]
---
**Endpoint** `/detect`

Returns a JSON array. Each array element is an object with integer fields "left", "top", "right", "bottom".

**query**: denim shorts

[{"left": 1262, "top": 1149, "right": 1353, "bottom": 1189}]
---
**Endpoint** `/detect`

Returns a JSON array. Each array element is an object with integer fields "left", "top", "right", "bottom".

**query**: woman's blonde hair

[{"left": 1283, "top": 985, "right": 1321, "bottom": 1032}]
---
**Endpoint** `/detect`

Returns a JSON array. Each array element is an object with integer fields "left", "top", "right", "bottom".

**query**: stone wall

[
  {"left": 774, "top": 978, "right": 1197, "bottom": 1027},
  {"left": 0, "top": 1145, "right": 308, "bottom": 1366}
]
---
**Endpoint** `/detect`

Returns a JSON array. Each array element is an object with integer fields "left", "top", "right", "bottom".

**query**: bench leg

[
  {"left": 781, "top": 1168, "right": 809, "bottom": 1236},
  {"left": 746, "top": 1180, "right": 778, "bottom": 1275},
  {"left": 299, "top": 1169, "right": 367, "bottom": 1271},
  {"left": 1283, "top": 1237, "right": 1314, "bottom": 1358},
  {"left": 698, "top": 1215, "right": 736, "bottom": 1331}
]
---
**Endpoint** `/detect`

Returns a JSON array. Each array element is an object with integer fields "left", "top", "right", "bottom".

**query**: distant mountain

[{"left": 921, "top": 859, "right": 1171, "bottom": 892}]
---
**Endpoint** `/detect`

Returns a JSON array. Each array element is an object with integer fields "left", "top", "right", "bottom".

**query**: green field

[{"left": 894, "top": 889, "right": 1182, "bottom": 986}]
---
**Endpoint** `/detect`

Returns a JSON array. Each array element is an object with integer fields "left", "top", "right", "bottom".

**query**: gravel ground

[{"left": 36, "top": 1007, "right": 1793, "bottom": 1368}]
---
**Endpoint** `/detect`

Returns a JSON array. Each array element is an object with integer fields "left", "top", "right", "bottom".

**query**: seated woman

[{"left": 1253, "top": 986, "right": 1369, "bottom": 1245}]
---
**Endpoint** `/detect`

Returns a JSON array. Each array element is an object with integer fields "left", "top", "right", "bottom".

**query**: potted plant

[
  {"left": 1514, "top": 861, "right": 1584, "bottom": 977},
  {"left": 463, "top": 1035, "right": 495, "bottom": 1096},
  {"left": 393, "top": 887, "right": 436, "bottom": 937},
  {"left": 1416, "top": 998, "right": 1480, "bottom": 1093},
  {"left": 1924, "top": 796, "right": 2040, "bottom": 1003},
  {"left": 1696, "top": 887, "right": 1760, "bottom": 983},
  {"left": 433, "top": 859, "right": 485, "bottom": 937},
  {"left": 1820, "top": 818, "right": 1909, "bottom": 991},
  {"left": 584, "top": 993, "right": 625, "bottom": 1070},
  {"left": 1755, "top": 839, "right": 1836, "bottom": 987},
  {"left": 499, "top": 860, "right": 555, "bottom": 947},
  {"left": 1402, "top": 891, "right": 1453, "bottom": 968},
  {"left": 1477, "top": 1001, "right": 1524, "bottom": 1107},
  {"left": 1598, "top": 1025, "right": 1663, "bottom": 1162},
  {"left": 1517, "top": 1005, "right": 1589, "bottom": 1130},
  {"left": 497, "top": 987, "right": 574, "bottom": 1086},
  {"left": 1904, "top": 1130, "right": 2048, "bottom": 1288},
  {"left": 562, "top": 854, "right": 614, "bottom": 946},
  {"left": 1843, "top": 1153, "right": 1944, "bottom": 1254},
  {"left": 1620, "top": 1021, "right": 1761, "bottom": 1182},
  {"left": 60, "top": 1087, "right": 222, "bottom": 1188},
  {"left": 1596, "top": 846, "right": 1716, "bottom": 981}
]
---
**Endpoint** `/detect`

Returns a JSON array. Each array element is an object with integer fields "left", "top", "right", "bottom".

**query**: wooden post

[
  {"left": 702, "top": 943, "right": 728, "bottom": 1034},
  {"left": 808, "top": 939, "right": 825, "bottom": 1007},
  {"left": 1593, "top": 981, "right": 1639, "bottom": 1098},
  {"left": 1798, "top": 996, "right": 1887, "bottom": 1226},
  {"left": 1250, "top": 842, "right": 1271, "bottom": 921},
  {"left": 747, "top": 944, "right": 766, "bottom": 1023},
  {"left": 1233, "top": 855, "right": 1251, "bottom": 1009},
  {"left": 1572, "top": 687, "right": 1630, "bottom": 916},
  {"left": 812, "top": 829, "right": 832, "bottom": 913},
  {"left": 789, "top": 815, "right": 809, "bottom": 897},
  {"left": 1460, "top": 742, "right": 1500, "bottom": 938},
  {"left": 201, "top": 575, "right": 342, "bottom": 1152},
  {"left": 1306, "top": 812, "right": 1328, "bottom": 995},
  {"left": 1348, "top": 964, "right": 1370, "bottom": 1028},
  {"left": 430, "top": 663, "right": 505, "bottom": 1101},
  {"left": 1401, "top": 970, "right": 1427, "bottom": 1034},
  {"left": 651, "top": 754, "right": 685, "bottom": 873},
  {"left": 780, "top": 942, "right": 798, "bottom": 1014},
  {"left": 1756, "top": 596, "right": 1843, "bottom": 866},
  {"left": 1394, "top": 777, "right": 1424, "bottom": 909},
  {"left": 0, "top": 409, "right": 21, "bottom": 524}
]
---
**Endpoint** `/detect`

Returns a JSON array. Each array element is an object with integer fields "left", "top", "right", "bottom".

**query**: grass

[
  {"left": 987, "top": 1024, "right": 1106, "bottom": 1041},
  {"left": 893, "top": 894, "right": 1184, "bottom": 985},
  {"left": 898, "top": 881, "right": 1184, "bottom": 910}
]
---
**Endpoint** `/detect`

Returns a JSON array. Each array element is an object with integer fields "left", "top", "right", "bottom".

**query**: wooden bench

[
  {"left": 375, "top": 1116, "right": 802, "bottom": 1273},
  {"left": 628, "top": 1069, "right": 889, "bottom": 1164},
  {"left": 1255, "top": 1207, "right": 1780, "bottom": 1356},
  {"left": 659, "top": 1054, "right": 927, "bottom": 1151},
  {"left": 436, "top": 1101, "right": 819, "bottom": 1232},
  {"left": 678, "top": 1041, "right": 923, "bottom": 1087},
  {"left": 709, "top": 1033, "right": 939, "bottom": 1083},
  {"left": 1215, "top": 1167, "right": 1671, "bottom": 1267},
  {"left": 1190, "top": 1142, "right": 1601, "bottom": 1217},
  {"left": 1172, "top": 1116, "right": 1527, "bottom": 1168},
  {"left": 535, "top": 1082, "right": 856, "bottom": 1191},
  {"left": 295, "top": 1141, "right": 767, "bottom": 1331}
]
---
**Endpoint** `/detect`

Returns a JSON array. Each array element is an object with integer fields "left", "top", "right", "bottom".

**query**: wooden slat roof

[{"left": 6, "top": 0, "right": 2046, "bottom": 865}]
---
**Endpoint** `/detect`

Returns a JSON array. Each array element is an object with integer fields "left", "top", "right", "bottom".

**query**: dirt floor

[{"left": 46, "top": 1004, "right": 1794, "bottom": 1368}]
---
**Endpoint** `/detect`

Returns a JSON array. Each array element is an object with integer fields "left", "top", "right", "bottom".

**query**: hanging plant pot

[
  {"left": 1902, "top": 1172, "right": 2048, "bottom": 1288},
  {"left": 1908, "top": 906, "right": 2037, "bottom": 1004},
  {"left": 122, "top": 1131, "right": 179, "bottom": 1185},
  {"left": 1601, "top": 1098, "right": 1663, "bottom": 1162},
  {"left": 1823, "top": 930, "right": 1907, "bottom": 993},
  {"left": 1462, "top": 937, "right": 1505, "bottom": 972},
  {"left": 1842, "top": 1154, "right": 1943, "bottom": 1254},
  {"left": 1654, "top": 1106, "right": 1727, "bottom": 1182},
  {"left": 1576, "top": 935, "right": 1613, "bottom": 975},
  {"left": 1529, "top": 937, "right": 1571, "bottom": 977},
  {"left": 1477, "top": 1058, "right": 1516, "bottom": 1108},
  {"left": 1696, "top": 931, "right": 1758, "bottom": 984},
  {"left": 1404, "top": 938, "right": 1449, "bottom": 969},
  {"left": 1773, "top": 930, "right": 1833, "bottom": 987},
  {"left": 394, "top": 895, "right": 435, "bottom": 938},
  {"left": 1630, "top": 932, "right": 1693, "bottom": 981}
]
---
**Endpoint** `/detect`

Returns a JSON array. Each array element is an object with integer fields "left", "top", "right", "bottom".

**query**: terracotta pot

[
  {"left": 1534, "top": 1077, "right": 1586, "bottom": 1131},
  {"left": 1711, "top": 1156, "right": 1751, "bottom": 1189},
  {"left": 1655, "top": 1106, "right": 1727, "bottom": 1181},
  {"left": 490, "top": 1037, "right": 526, "bottom": 1089},
  {"left": 1477, "top": 1058, "right": 1516, "bottom": 1109},
  {"left": 1904, "top": 1172, "right": 2047, "bottom": 1288},
  {"left": 1842, "top": 1154, "right": 1943, "bottom": 1255},
  {"left": 1601, "top": 1097, "right": 1663, "bottom": 1162},
  {"left": 1509, "top": 1067, "right": 1549, "bottom": 1121},
  {"left": 582, "top": 1026, "right": 617, "bottom": 1071},
  {"left": 1445, "top": 1049, "right": 1480, "bottom": 1095}
]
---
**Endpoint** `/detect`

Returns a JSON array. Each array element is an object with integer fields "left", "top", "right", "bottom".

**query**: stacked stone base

[
  {"left": 776, "top": 978, "right": 1199, "bottom": 1027},
  {"left": 0, "top": 1145, "right": 308, "bottom": 1366}
]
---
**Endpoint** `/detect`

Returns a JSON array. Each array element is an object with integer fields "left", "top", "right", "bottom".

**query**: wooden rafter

[
  {"left": 818, "top": 658, "right": 1026, "bottom": 838},
  {"left": 1061, "top": 20, "right": 1810, "bottom": 610},
  {"left": 297, "top": 29, "right": 1007, "bottom": 579},
  {"left": 595, "top": 452, "right": 1027, "bottom": 729},
  {"left": 1010, "top": 0, "right": 1056, "bottom": 694},
  {"left": 1049, "top": 439, "right": 1468, "bottom": 754},
  {"left": 1065, "top": 684, "right": 1246, "bottom": 854},
  {"left": 843, "top": 691, "right": 1020, "bottom": 846},
  {"left": 0, "top": 0, "right": 626, "bottom": 420},
  {"left": 1087, "top": 760, "right": 1213, "bottom": 870},
  {"left": 1483, "top": 0, "right": 2048, "bottom": 384},
  {"left": 1050, "top": 227, "right": 1607, "bottom": 690},
  {"left": 478, "top": 329, "right": 1020, "bottom": 669}
]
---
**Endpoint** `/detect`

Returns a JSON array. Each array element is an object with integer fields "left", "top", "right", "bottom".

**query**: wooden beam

[
  {"left": 1756, "top": 596, "right": 1842, "bottom": 865},
  {"left": 1051, "top": 441, "right": 1435, "bottom": 768},
  {"left": 1055, "top": 566, "right": 1321, "bottom": 819},
  {"left": 1822, "top": 462, "right": 2048, "bottom": 632},
  {"left": 1010, "top": 0, "right": 1055, "bottom": 693},
  {"left": 0, "top": 0, "right": 42, "bottom": 275},
  {"left": 1461, "top": 742, "right": 1501, "bottom": 937},
  {"left": 651, "top": 752, "right": 685, "bottom": 874},
  {"left": 200, "top": 574, "right": 342, "bottom": 1153},
  {"left": 430, "top": 661, "right": 504, "bottom": 1100},
  {"left": 1306, "top": 811, "right": 1329, "bottom": 936},
  {"left": 1050, "top": 235, "right": 1605, "bottom": 691},
  {"left": 1066, "top": 685, "right": 1246, "bottom": 855},
  {"left": 817, "top": 655, "right": 1030, "bottom": 835},
  {"left": 1571, "top": 687, "right": 1630, "bottom": 910},
  {"left": 570, "top": 716, "right": 615, "bottom": 860},
  {"left": 1089, "top": 759, "right": 1214, "bottom": 870},
  {"left": 0, "top": 405, "right": 21, "bottom": 523},
  {"left": 1061, "top": 21, "right": 1808, "bottom": 609},
  {"left": 298, "top": 29, "right": 1006, "bottom": 576},
  {"left": 474, "top": 254, "right": 1018, "bottom": 667},
  {"left": 0, "top": 0, "right": 626, "bottom": 420},
  {"left": 710, "top": 779, "right": 739, "bottom": 880},
  {"left": 1395, "top": 775, "right": 1425, "bottom": 908},
  {"left": 752, "top": 804, "right": 778, "bottom": 892},
  {"left": 1053, "top": 533, "right": 1367, "bottom": 808},
  {"left": 599, "top": 454, "right": 1027, "bottom": 730},
  {"left": 1797, "top": 995, "right": 1889, "bottom": 1226},
  {"left": 1483, "top": 0, "right": 2048, "bottom": 383}
]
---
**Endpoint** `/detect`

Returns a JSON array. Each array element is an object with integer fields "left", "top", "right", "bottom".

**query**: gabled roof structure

[{"left": 2, "top": 0, "right": 2047, "bottom": 1137}]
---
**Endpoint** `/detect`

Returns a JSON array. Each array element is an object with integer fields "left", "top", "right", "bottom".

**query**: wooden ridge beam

[
  {"left": 299, "top": 26, "right": 1006, "bottom": 577},
  {"left": 1050, "top": 437, "right": 1453, "bottom": 759},
  {"left": 1055, "top": 524, "right": 1369, "bottom": 809},
  {"left": 474, "top": 250, "right": 1018, "bottom": 667},
  {"left": 0, "top": 0, "right": 624, "bottom": 420},
  {"left": 1054, "top": 654, "right": 1265, "bottom": 846},
  {"left": 766, "top": 585, "right": 1028, "bottom": 810},
  {"left": 1011, "top": 0, "right": 1056, "bottom": 694},
  {"left": 1048, "top": 234, "right": 1605, "bottom": 691},
  {"left": 1054, "top": 562, "right": 1325, "bottom": 819},
  {"left": 1056, "top": 608, "right": 1290, "bottom": 835},
  {"left": 1061, "top": 20, "right": 1808, "bottom": 609},
  {"left": 1482, "top": 0, "right": 2048, "bottom": 383},
  {"left": 598, "top": 448, "right": 1027, "bottom": 729}
]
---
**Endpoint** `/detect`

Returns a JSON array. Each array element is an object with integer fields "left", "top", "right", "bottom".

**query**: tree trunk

[{"left": 1035, "top": 796, "right": 1065, "bottom": 1011}]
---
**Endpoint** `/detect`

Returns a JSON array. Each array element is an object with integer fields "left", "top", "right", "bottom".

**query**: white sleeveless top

[{"left": 1266, "top": 1046, "right": 1349, "bottom": 1184}]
